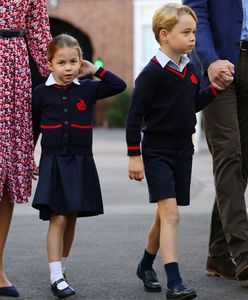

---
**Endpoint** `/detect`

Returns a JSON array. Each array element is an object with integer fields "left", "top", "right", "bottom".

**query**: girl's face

[
  {"left": 48, "top": 47, "right": 82, "bottom": 85},
  {"left": 161, "top": 14, "right": 196, "bottom": 56}
]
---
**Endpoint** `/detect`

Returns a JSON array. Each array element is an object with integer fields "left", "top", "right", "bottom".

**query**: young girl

[
  {"left": 126, "top": 4, "right": 233, "bottom": 300},
  {"left": 32, "top": 34, "right": 126, "bottom": 298}
]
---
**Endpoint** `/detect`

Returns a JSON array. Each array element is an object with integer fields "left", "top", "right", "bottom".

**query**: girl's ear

[
  {"left": 159, "top": 29, "right": 169, "bottom": 43},
  {"left": 48, "top": 61, "right": 53, "bottom": 72},
  {"left": 78, "top": 59, "right": 83, "bottom": 75}
]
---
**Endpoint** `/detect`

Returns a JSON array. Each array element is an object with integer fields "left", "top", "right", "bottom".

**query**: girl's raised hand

[{"left": 78, "top": 60, "right": 99, "bottom": 78}]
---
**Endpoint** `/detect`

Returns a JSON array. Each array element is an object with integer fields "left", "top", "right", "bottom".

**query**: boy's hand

[
  {"left": 212, "top": 72, "right": 233, "bottom": 91},
  {"left": 78, "top": 60, "right": 99, "bottom": 78},
  {"left": 128, "top": 156, "right": 144, "bottom": 181},
  {"left": 31, "top": 162, "right": 39, "bottom": 180}
]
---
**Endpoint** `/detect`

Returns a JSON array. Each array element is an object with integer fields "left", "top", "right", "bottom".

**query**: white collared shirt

[
  {"left": 241, "top": 0, "right": 248, "bottom": 40},
  {"left": 45, "top": 73, "right": 80, "bottom": 86},
  {"left": 155, "top": 49, "right": 190, "bottom": 72}
]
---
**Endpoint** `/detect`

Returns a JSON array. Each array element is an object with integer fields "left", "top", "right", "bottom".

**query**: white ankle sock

[
  {"left": 49, "top": 261, "right": 69, "bottom": 290},
  {"left": 62, "top": 257, "right": 67, "bottom": 274}
]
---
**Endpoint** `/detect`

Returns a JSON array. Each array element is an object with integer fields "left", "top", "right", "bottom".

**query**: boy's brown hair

[
  {"left": 152, "top": 3, "right": 197, "bottom": 44},
  {"left": 47, "top": 33, "right": 83, "bottom": 61}
]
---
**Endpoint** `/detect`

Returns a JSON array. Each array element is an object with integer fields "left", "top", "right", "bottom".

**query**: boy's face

[
  {"left": 161, "top": 14, "right": 196, "bottom": 55},
  {"left": 48, "top": 47, "right": 82, "bottom": 85}
]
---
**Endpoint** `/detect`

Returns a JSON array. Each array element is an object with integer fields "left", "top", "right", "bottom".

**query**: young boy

[{"left": 126, "top": 4, "right": 233, "bottom": 299}]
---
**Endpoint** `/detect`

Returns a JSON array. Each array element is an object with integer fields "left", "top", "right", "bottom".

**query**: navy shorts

[{"left": 142, "top": 147, "right": 194, "bottom": 206}]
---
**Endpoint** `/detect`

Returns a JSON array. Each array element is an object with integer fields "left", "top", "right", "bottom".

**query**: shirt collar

[
  {"left": 155, "top": 49, "right": 190, "bottom": 71},
  {"left": 45, "top": 73, "right": 80, "bottom": 86}
]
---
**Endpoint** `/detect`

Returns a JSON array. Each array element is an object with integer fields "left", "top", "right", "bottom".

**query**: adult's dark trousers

[{"left": 203, "top": 51, "right": 248, "bottom": 259}]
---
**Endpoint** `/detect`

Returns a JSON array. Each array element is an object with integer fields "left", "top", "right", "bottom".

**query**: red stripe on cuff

[
  {"left": 127, "top": 146, "right": 140, "bottom": 150},
  {"left": 98, "top": 69, "right": 107, "bottom": 78},
  {"left": 210, "top": 83, "right": 219, "bottom": 97}
]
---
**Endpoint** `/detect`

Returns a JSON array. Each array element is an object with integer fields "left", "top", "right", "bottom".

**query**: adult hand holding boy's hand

[
  {"left": 208, "top": 59, "right": 234, "bottom": 90},
  {"left": 128, "top": 156, "right": 144, "bottom": 181}
]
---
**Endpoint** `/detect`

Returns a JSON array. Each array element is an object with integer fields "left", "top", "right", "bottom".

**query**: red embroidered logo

[
  {"left": 190, "top": 72, "right": 199, "bottom": 84},
  {"left": 76, "top": 99, "right": 87, "bottom": 111}
]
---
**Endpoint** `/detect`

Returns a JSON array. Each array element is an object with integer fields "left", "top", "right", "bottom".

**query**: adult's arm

[{"left": 25, "top": 0, "right": 52, "bottom": 77}]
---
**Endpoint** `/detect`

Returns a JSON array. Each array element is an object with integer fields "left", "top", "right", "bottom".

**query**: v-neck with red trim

[{"left": 152, "top": 56, "right": 189, "bottom": 78}]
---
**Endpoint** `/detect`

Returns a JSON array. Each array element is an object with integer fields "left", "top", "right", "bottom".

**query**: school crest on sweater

[{"left": 76, "top": 99, "right": 87, "bottom": 111}]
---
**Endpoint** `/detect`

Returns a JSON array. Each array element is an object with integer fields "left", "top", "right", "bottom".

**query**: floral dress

[{"left": 0, "top": 0, "right": 52, "bottom": 203}]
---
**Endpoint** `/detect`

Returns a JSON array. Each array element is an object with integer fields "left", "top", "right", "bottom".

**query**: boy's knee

[
  {"left": 166, "top": 212, "right": 180, "bottom": 227},
  {"left": 164, "top": 211, "right": 180, "bottom": 226}
]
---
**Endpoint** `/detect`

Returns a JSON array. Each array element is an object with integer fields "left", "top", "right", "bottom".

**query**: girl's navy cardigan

[
  {"left": 32, "top": 67, "right": 126, "bottom": 155},
  {"left": 126, "top": 58, "right": 219, "bottom": 156}
]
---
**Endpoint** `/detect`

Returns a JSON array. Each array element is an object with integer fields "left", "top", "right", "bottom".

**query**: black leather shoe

[
  {"left": 166, "top": 282, "right": 196, "bottom": 299},
  {"left": 51, "top": 278, "right": 76, "bottom": 298},
  {"left": 206, "top": 254, "right": 236, "bottom": 279},
  {"left": 235, "top": 252, "right": 248, "bottom": 281},
  {"left": 136, "top": 263, "right": 162, "bottom": 292}
]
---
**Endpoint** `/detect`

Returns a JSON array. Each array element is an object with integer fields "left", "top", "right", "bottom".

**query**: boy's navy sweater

[
  {"left": 126, "top": 58, "right": 219, "bottom": 156},
  {"left": 32, "top": 67, "right": 126, "bottom": 155}
]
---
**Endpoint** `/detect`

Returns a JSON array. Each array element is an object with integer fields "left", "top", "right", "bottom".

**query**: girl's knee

[{"left": 51, "top": 214, "right": 68, "bottom": 229}]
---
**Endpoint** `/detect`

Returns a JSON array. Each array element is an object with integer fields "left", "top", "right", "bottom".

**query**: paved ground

[{"left": 4, "top": 129, "right": 248, "bottom": 299}]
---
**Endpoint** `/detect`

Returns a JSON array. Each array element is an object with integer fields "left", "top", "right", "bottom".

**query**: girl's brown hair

[
  {"left": 152, "top": 3, "right": 197, "bottom": 43},
  {"left": 47, "top": 33, "right": 83, "bottom": 61}
]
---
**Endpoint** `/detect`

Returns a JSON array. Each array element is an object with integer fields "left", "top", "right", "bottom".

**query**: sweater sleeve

[
  {"left": 190, "top": 64, "right": 220, "bottom": 112},
  {"left": 94, "top": 67, "right": 127, "bottom": 100},
  {"left": 32, "top": 88, "right": 41, "bottom": 146},
  {"left": 183, "top": 0, "right": 219, "bottom": 74},
  {"left": 126, "top": 66, "right": 157, "bottom": 156},
  {"left": 195, "top": 83, "right": 220, "bottom": 112}
]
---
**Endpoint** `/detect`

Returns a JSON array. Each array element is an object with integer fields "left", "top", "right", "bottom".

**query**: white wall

[{"left": 133, "top": 0, "right": 181, "bottom": 78}]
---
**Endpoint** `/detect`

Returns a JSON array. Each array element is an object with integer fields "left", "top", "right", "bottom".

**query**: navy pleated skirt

[{"left": 32, "top": 154, "right": 103, "bottom": 220}]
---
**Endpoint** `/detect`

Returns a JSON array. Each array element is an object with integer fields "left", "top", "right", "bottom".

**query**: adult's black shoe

[
  {"left": 51, "top": 278, "right": 76, "bottom": 298},
  {"left": 166, "top": 282, "right": 197, "bottom": 300},
  {"left": 236, "top": 252, "right": 248, "bottom": 281},
  {"left": 136, "top": 263, "right": 162, "bottom": 292},
  {"left": 205, "top": 253, "right": 236, "bottom": 279}
]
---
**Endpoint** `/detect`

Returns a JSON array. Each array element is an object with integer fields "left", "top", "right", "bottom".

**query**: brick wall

[
  {"left": 47, "top": 0, "right": 133, "bottom": 125},
  {"left": 47, "top": 0, "right": 133, "bottom": 86}
]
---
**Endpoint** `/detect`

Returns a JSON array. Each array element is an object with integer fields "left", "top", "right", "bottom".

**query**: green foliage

[{"left": 106, "top": 90, "right": 131, "bottom": 127}]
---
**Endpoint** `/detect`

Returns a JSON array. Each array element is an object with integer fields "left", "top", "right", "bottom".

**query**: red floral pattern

[{"left": 0, "top": 0, "right": 52, "bottom": 203}]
